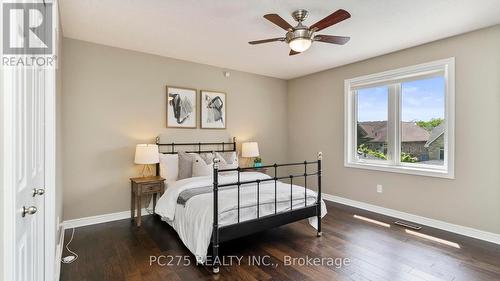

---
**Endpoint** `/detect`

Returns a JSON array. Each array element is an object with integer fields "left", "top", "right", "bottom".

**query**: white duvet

[{"left": 154, "top": 172, "right": 327, "bottom": 263}]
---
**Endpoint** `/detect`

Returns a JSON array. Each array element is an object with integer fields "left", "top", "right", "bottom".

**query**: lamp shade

[
  {"left": 134, "top": 144, "right": 159, "bottom": 164},
  {"left": 242, "top": 142, "right": 259, "bottom": 158}
]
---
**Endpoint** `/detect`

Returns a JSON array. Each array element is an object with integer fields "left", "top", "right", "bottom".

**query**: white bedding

[{"left": 154, "top": 172, "right": 327, "bottom": 263}]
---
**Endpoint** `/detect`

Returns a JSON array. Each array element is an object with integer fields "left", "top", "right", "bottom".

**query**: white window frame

[{"left": 344, "top": 58, "right": 455, "bottom": 179}]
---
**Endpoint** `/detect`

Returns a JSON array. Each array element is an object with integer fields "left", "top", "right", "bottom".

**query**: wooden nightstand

[
  {"left": 130, "top": 176, "right": 165, "bottom": 227},
  {"left": 245, "top": 167, "right": 268, "bottom": 174}
]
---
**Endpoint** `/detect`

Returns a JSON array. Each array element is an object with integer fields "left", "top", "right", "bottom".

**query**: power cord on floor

[{"left": 61, "top": 228, "right": 78, "bottom": 264}]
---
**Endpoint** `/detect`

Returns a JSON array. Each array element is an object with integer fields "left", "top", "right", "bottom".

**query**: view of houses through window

[
  {"left": 356, "top": 77, "right": 445, "bottom": 166},
  {"left": 357, "top": 86, "right": 389, "bottom": 161}
]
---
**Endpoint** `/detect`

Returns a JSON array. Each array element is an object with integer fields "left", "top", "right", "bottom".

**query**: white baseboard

[
  {"left": 55, "top": 226, "right": 64, "bottom": 281},
  {"left": 322, "top": 193, "right": 500, "bottom": 245},
  {"left": 62, "top": 208, "right": 149, "bottom": 229}
]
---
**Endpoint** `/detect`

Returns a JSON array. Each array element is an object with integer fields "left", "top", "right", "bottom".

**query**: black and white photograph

[
  {"left": 166, "top": 86, "right": 197, "bottom": 128},
  {"left": 201, "top": 90, "right": 226, "bottom": 129}
]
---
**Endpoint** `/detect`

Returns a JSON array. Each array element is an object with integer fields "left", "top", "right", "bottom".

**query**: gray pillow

[
  {"left": 198, "top": 153, "right": 214, "bottom": 164},
  {"left": 192, "top": 153, "right": 214, "bottom": 177},
  {"left": 178, "top": 152, "right": 214, "bottom": 179},
  {"left": 216, "top": 151, "right": 239, "bottom": 170},
  {"left": 177, "top": 151, "right": 194, "bottom": 180}
]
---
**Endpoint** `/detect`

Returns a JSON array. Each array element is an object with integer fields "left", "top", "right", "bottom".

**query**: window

[
  {"left": 345, "top": 58, "right": 455, "bottom": 178},
  {"left": 356, "top": 86, "right": 389, "bottom": 161}
]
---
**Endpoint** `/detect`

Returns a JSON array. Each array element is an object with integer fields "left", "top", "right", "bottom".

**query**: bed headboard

[
  {"left": 155, "top": 136, "right": 237, "bottom": 176},
  {"left": 155, "top": 136, "right": 236, "bottom": 154}
]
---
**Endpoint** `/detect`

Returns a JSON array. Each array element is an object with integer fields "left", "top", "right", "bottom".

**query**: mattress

[{"left": 154, "top": 171, "right": 327, "bottom": 263}]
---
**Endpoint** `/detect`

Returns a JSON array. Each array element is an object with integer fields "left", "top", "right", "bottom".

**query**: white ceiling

[{"left": 59, "top": 0, "right": 500, "bottom": 79}]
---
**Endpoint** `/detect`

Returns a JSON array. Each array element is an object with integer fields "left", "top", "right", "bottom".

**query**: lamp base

[{"left": 140, "top": 164, "right": 154, "bottom": 177}]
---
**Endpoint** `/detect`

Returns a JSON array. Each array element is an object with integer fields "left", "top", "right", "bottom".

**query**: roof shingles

[{"left": 358, "top": 121, "right": 430, "bottom": 143}]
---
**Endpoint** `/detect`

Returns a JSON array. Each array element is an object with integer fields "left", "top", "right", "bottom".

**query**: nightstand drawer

[{"left": 141, "top": 183, "right": 162, "bottom": 193}]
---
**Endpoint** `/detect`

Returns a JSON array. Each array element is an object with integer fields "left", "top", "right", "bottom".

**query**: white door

[
  {"left": 2, "top": 3, "right": 56, "bottom": 281},
  {"left": 5, "top": 57, "right": 46, "bottom": 281}
]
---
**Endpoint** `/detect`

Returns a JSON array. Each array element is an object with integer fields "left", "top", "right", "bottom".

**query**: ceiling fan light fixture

[
  {"left": 289, "top": 38, "right": 312, "bottom": 52},
  {"left": 250, "top": 9, "right": 351, "bottom": 56}
]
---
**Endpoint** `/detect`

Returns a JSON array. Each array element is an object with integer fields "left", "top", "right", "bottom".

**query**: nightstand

[
  {"left": 130, "top": 176, "right": 165, "bottom": 227},
  {"left": 245, "top": 167, "right": 268, "bottom": 174}
]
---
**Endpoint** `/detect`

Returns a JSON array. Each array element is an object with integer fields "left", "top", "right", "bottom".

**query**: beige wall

[
  {"left": 62, "top": 38, "right": 288, "bottom": 220},
  {"left": 287, "top": 25, "right": 500, "bottom": 234}
]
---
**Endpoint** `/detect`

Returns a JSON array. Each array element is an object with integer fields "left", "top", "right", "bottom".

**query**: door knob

[
  {"left": 32, "top": 188, "right": 45, "bottom": 197},
  {"left": 22, "top": 206, "right": 37, "bottom": 217}
]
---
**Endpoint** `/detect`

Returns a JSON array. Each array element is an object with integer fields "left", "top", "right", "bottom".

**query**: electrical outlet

[{"left": 376, "top": 184, "right": 383, "bottom": 193}]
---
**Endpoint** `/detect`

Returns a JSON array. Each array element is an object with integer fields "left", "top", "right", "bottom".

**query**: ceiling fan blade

[
  {"left": 314, "top": 35, "right": 350, "bottom": 45},
  {"left": 248, "top": 37, "right": 285, "bottom": 45},
  {"left": 310, "top": 9, "right": 351, "bottom": 31},
  {"left": 263, "top": 14, "right": 293, "bottom": 30},
  {"left": 289, "top": 50, "right": 301, "bottom": 56}
]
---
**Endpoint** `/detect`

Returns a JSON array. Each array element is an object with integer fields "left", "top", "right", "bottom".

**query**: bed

[{"left": 153, "top": 137, "right": 326, "bottom": 273}]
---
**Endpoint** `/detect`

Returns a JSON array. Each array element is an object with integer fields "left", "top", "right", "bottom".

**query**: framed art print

[
  {"left": 200, "top": 90, "right": 226, "bottom": 129},
  {"left": 166, "top": 86, "right": 197, "bottom": 128}
]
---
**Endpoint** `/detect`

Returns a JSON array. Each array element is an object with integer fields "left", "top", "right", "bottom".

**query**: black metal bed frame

[{"left": 155, "top": 137, "right": 322, "bottom": 273}]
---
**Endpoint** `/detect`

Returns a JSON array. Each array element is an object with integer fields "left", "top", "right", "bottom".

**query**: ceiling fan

[{"left": 249, "top": 9, "right": 351, "bottom": 55}]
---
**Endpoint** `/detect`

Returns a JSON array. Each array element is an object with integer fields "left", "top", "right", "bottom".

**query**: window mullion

[
  {"left": 394, "top": 83, "right": 402, "bottom": 166},
  {"left": 387, "top": 84, "right": 399, "bottom": 166},
  {"left": 352, "top": 90, "right": 358, "bottom": 162}
]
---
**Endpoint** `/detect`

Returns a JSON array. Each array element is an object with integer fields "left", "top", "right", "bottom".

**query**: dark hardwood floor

[{"left": 60, "top": 201, "right": 500, "bottom": 281}]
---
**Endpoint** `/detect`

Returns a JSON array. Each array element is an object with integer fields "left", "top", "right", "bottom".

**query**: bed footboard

[{"left": 211, "top": 152, "right": 323, "bottom": 274}]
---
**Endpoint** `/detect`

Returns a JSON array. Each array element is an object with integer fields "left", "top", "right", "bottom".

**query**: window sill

[{"left": 344, "top": 161, "right": 454, "bottom": 179}]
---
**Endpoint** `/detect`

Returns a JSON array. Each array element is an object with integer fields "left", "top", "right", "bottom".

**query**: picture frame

[
  {"left": 200, "top": 90, "right": 227, "bottom": 129},
  {"left": 166, "top": 86, "right": 197, "bottom": 128}
]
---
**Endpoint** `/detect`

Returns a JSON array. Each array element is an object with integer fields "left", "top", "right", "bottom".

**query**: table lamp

[
  {"left": 242, "top": 142, "right": 260, "bottom": 167},
  {"left": 134, "top": 144, "right": 159, "bottom": 177}
]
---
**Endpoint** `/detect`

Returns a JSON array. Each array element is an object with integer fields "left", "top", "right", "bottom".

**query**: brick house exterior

[
  {"left": 425, "top": 123, "right": 445, "bottom": 160},
  {"left": 357, "top": 121, "right": 443, "bottom": 161}
]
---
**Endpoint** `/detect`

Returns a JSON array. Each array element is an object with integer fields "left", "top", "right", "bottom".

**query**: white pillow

[
  {"left": 192, "top": 153, "right": 214, "bottom": 177},
  {"left": 216, "top": 151, "right": 239, "bottom": 170},
  {"left": 159, "top": 154, "right": 178, "bottom": 182}
]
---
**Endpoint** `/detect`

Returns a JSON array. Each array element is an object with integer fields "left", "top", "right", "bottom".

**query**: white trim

[
  {"left": 322, "top": 193, "right": 500, "bottom": 245},
  {"left": 344, "top": 57, "right": 455, "bottom": 179},
  {"left": 62, "top": 208, "right": 149, "bottom": 229},
  {"left": 344, "top": 161, "right": 453, "bottom": 179},
  {"left": 55, "top": 227, "right": 64, "bottom": 281},
  {"left": 346, "top": 58, "right": 451, "bottom": 89},
  {"left": 1, "top": 54, "right": 16, "bottom": 281},
  {"left": 44, "top": 56, "right": 57, "bottom": 281},
  {"left": 46, "top": 3, "right": 61, "bottom": 279}
]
